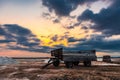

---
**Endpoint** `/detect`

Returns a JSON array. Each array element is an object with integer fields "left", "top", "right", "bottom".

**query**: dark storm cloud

[
  {"left": 4, "top": 24, "right": 31, "bottom": 36},
  {"left": 0, "top": 27, "right": 5, "bottom": 35},
  {"left": 78, "top": 0, "right": 120, "bottom": 35},
  {"left": 0, "top": 40, "right": 15, "bottom": 43},
  {"left": 64, "top": 35, "right": 120, "bottom": 52},
  {"left": 68, "top": 37, "right": 86, "bottom": 42},
  {"left": 16, "top": 36, "right": 39, "bottom": 47},
  {"left": 42, "top": 0, "right": 97, "bottom": 16},
  {"left": 78, "top": 9, "right": 93, "bottom": 21},
  {"left": 75, "top": 38, "right": 120, "bottom": 52},
  {"left": 0, "top": 24, "right": 51, "bottom": 52}
]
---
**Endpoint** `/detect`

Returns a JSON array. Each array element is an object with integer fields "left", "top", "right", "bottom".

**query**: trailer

[{"left": 42, "top": 48, "right": 97, "bottom": 68}]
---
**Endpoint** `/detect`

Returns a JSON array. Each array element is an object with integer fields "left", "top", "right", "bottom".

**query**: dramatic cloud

[
  {"left": 62, "top": 34, "right": 120, "bottom": 53},
  {"left": 0, "top": 0, "right": 120, "bottom": 56},
  {"left": 0, "top": 40, "right": 15, "bottom": 43},
  {"left": 78, "top": 0, "right": 120, "bottom": 36},
  {"left": 42, "top": 0, "right": 97, "bottom": 16},
  {"left": 68, "top": 37, "right": 86, "bottom": 43},
  {"left": 0, "top": 24, "right": 51, "bottom": 52},
  {"left": 76, "top": 37, "right": 120, "bottom": 52},
  {"left": 9, "top": 0, "right": 120, "bottom": 54}
]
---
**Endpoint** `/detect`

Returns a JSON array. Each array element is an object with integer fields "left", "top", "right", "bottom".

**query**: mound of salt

[{"left": 0, "top": 57, "right": 17, "bottom": 65}]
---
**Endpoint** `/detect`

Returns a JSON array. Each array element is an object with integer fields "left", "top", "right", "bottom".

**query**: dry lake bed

[{"left": 0, "top": 61, "right": 120, "bottom": 80}]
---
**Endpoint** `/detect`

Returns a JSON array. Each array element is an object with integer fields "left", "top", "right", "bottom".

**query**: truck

[
  {"left": 42, "top": 48, "right": 97, "bottom": 68},
  {"left": 102, "top": 55, "right": 111, "bottom": 62}
]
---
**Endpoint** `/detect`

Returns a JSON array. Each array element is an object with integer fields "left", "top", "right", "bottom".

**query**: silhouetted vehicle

[
  {"left": 43, "top": 48, "right": 97, "bottom": 68},
  {"left": 103, "top": 55, "right": 111, "bottom": 62}
]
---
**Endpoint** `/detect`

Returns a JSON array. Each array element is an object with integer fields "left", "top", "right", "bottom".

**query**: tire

[
  {"left": 65, "top": 62, "right": 73, "bottom": 68},
  {"left": 73, "top": 61, "right": 79, "bottom": 66},
  {"left": 84, "top": 61, "right": 91, "bottom": 67},
  {"left": 84, "top": 61, "right": 87, "bottom": 66},
  {"left": 53, "top": 59, "right": 60, "bottom": 67}
]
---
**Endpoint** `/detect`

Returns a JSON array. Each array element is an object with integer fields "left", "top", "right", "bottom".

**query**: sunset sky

[{"left": 0, "top": 0, "right": 120, "bottom": 57}]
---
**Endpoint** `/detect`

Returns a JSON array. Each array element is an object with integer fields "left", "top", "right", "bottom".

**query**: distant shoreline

[{"left": 11, "top": 57, "right": 51, "bottom": 59}]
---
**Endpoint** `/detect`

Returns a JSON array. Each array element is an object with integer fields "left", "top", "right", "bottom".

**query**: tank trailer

[{"left": 42, "top": 48, "right": 97, "bottom": 68}]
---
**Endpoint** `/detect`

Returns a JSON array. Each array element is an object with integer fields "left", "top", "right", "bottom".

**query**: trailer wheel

[
  {"left": 84, "top": 61, "right": 91, "bottom": 67},
  {"left": 53, "top": 59, "right": 60, "bottom": 67},
  {"left": 87, "top": 61, "right": 91, "bottom": 67},
  {"left": 73, "top": 61, "right": 79, "bottom": 66},
  {"left": 65, "top": 62, "right": 73, "bottom": 68}
]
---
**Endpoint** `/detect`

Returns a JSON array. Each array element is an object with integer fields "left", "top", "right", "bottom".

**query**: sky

[{"left": 0, "top": 0, "right": 120, "bottom": 57}]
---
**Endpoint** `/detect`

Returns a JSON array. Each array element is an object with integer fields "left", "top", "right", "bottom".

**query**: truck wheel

[
  {"left": 84, "top": 61, "right": 91, "bottom": 67},
  {"left": 73, "top": 61, "right": 79, "bottom": 66},
  {"left": 65, "top": 62, "right": 73, "bottom": 68},
  {"left": 84, "top": 61, "right": 87, "bottom": 66},
  {"left": 53, "top": 59, "right": 60, "bottom": 67}
]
